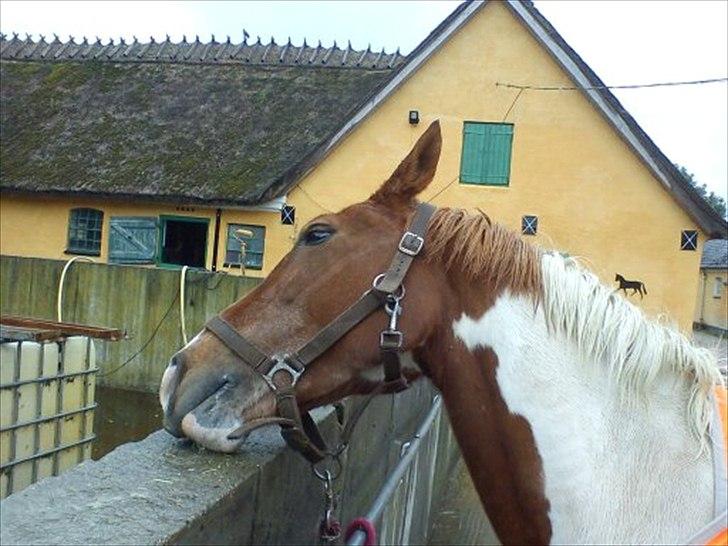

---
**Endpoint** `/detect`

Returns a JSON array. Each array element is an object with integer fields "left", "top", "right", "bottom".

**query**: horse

[
  {"left": 159, "top": 121, "right": 727, "bottom": 545},
  {"left": 615, "top": 273, "right": 648, "bottom": 299}
]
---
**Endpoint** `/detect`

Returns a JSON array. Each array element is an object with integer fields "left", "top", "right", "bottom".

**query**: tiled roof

[
  {"left": 0, "top": 33, "right": 403, "bottom": 69},
  {"left": 701, "top": 239, "right": 728, "bottom": 269}
]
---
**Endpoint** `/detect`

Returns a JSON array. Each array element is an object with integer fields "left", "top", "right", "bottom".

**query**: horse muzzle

[{"left": 159, "top": 355, "right": 270, "bottom": 452}]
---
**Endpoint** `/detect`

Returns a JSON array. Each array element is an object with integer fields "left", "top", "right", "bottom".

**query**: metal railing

[
  {"left": 0, "top": 336, "right": 97, "bottom": 498},
  {"left": 347, "top": 395, "right": 443, "bottom": 546}
]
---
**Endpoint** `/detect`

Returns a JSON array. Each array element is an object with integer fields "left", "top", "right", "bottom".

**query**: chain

[{"left": 316, "top": 469, "right": 342, "bottom": 544}]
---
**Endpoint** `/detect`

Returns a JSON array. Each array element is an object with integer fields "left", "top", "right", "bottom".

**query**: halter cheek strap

[{"left": 205, "top": 202, "right": 437, "bottom": 463}]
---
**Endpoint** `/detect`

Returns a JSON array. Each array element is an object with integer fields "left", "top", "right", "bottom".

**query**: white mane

[{"left": 539, "top": 252, "right": 724, "bottom": 440}]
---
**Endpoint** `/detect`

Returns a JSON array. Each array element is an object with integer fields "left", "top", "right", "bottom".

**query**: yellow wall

[
  {"left": 283, "top": 1, "right": 705, "bottom": 331},
  {"left": 695, "top": 269, "right": 728, "bottom": 331},
  {"left": 0, "top": 1, "right": 706, "bottom": 331},
  {"left": 0, "top": 194, "right": 292, "bottom": 275}
]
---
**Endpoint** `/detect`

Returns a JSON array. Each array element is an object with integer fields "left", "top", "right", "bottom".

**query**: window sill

[
  {"left": 458, "top": 180, "right": 510, "bottom": 188},
  {"left": 64, "top": 249, "right": 101, "bottom": 257},
  {"left": 157, "top": 263, "right": 209, "bottom": 271},
  {"left": 223, "top": 263, "right": 262, "bottom": 271}
]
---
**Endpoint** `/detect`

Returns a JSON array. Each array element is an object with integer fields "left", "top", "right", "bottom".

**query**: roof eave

[
  {"left": 266, "top": 0, "right": 726, "bottom": 237},
  {"left": 265, "top": 0, "right": 485, "bottom": 201},
  {"left": 0, "top": 187, "right": 267, "bottom": 209},
  {"left": 507, "top": 0, "right": 727, "bottom": 238}
]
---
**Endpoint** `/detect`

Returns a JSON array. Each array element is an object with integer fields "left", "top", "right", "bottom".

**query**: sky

[{"left": 1, "top": 0, "right": 726, "bottom": 200}]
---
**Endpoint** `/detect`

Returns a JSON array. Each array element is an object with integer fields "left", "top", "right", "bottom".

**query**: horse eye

[{"left": 301, "top": 225, "right": 335, "bottom": 246}]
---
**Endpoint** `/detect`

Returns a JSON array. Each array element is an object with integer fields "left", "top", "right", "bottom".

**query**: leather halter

[{"left": 204, "top": 202, "right": 437, "bottom": 463}]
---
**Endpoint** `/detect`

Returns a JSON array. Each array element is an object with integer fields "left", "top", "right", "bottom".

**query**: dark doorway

[{"left": 159, "top": 216, "right": 208, "bottom": 267}]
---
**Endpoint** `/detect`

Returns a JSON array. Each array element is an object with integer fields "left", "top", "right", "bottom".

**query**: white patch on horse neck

[
  {"left": 358, "top": 351, "right": 421, "bottom": 382},
  {"left": 452, "top": 292, "right": 713, "bottom": 545}
]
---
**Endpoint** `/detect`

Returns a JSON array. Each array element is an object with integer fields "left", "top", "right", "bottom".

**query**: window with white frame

[
  {"left": 225, "top": 224, "right": 265, "bottom": 270},
  {"left": 714, "top": 277, "right": 724, "bottom": 298}
]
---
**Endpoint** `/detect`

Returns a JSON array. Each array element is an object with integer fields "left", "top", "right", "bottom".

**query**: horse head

[{"left": 159, "top": 121, "right": 445, "bottom": 452}]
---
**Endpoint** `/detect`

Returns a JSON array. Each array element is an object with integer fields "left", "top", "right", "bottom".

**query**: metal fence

[
  {"left": 0, "top": 335, "right": 97, "bottom": 498},
  {"left": 347, "top": 395, "right": 444, "bottom": 545}
]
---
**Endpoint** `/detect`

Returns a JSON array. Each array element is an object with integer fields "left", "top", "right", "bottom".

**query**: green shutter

[
  {"left": 109, "top": 217, "right": 158, "bottom": 264},
  {"left": 460, "top": 122, "right": 514, "bottom": 185}
]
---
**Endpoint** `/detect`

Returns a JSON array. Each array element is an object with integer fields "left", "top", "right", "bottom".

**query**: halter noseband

[{"left": 204, "top": 202, "right": 436, "bottom": 463}]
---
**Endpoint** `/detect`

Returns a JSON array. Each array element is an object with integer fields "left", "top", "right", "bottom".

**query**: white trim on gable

[
  {"left": 506, "top": 0, "right": 671, "bottom": 191},
  {"left": 289, "top": 0, "right": 722, "bottom": 235},
  {"left": 319, "top": 1, "right": 485, "bottom": 158}
]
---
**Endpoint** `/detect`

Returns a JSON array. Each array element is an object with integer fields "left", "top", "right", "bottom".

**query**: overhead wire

[{"left": 495, "top": 77, "right": 727, "bottom": 91}]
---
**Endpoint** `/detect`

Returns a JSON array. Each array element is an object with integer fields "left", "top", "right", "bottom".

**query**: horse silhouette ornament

[
  {"left": 159, "top": 121, "right": 727, "bottom": 545},
  {"left": 615, "top": 273, "right": 647, "bottom": 299}
]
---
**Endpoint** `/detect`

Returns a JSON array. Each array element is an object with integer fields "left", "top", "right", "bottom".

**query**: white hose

[
  {"left": 180, "top": 265, "right": 189, "bottom": 345},
  {"left": 57, "top": 256, "right": 96, "bottom": 322}
]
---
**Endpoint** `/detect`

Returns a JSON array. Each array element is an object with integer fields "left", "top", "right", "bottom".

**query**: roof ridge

[{"left": 0, "top": 32, "right": 404, "bottom": 69}]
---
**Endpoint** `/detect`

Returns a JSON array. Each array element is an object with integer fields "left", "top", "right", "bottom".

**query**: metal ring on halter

[
  {"left": 371, "top": 273, "right": 406, "bottom": 300},
  {"left": 312, "top": 454, "right": 343, "bottom": 481}
]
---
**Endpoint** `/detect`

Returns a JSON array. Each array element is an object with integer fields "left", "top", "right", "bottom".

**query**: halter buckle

[
  {"left": 398, "top": 231, "right": 424, "bottom": 256},
  {"left": 265, "top": 356, "right": 304, "bottom": 386},
  {"left": 380, "top": 330, "right": 403, "bottom": 350}
]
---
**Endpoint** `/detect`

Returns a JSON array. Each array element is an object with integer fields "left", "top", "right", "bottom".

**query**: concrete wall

[
  {"left": 695, "top": 268, "right": 728, "bottom": 333},
  {"left": 0, "top": 381, "right": 461, "bottom": 546},
  {"left": 0, "top": 255, "right": 261, "bottom": 392}
]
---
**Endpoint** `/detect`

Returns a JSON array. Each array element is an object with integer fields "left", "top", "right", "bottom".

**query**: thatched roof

[{"left": 0, "top": 34, "right": 402, "bottom": 205}]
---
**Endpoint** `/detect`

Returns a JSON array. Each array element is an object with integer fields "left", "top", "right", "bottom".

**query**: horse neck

[{"left": 423, "top": 284, "right": 714, "bottom": 545}]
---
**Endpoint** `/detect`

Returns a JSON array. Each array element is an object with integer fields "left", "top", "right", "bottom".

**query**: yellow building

[
  {"left": 695, "top": 240, "right": 728, "bottom": 334},
  {"left": 1, "top": 1, "right": 726, "bottom": 331}
]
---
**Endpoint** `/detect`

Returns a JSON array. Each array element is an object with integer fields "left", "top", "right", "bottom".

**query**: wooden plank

[
  {"left": 0, "top": 317, "right": 124, "bottom": 341},
  {"left": 0, "top": 326, "right": 62, "bottom": 343}
]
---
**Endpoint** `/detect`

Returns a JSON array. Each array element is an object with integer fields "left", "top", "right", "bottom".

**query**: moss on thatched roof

[{"left": 0, "top": 51, "right": 397, "bottom": 204}]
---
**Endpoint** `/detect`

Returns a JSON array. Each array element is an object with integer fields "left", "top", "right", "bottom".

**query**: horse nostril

[{"left": 221, "top": 373, "right": 239, "bottom": 388}]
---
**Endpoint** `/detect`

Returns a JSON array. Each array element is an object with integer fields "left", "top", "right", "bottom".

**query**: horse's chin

[{"left": 180, "top": 411, "right": 243, "bottom": 453}]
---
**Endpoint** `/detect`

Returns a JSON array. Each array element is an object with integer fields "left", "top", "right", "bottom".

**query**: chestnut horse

[{"left": 160, "top": 122, "right": 726, "bottom": 545}]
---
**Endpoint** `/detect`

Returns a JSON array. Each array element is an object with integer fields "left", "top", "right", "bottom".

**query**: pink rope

[{"left": 345, "top": 517, "right": 377, "bottom": 546}]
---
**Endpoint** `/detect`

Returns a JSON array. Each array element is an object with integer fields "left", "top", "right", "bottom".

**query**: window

[
  {"left": 67, "top": 208, "right": 103, "bottom": 255},
  {"left": 680, "top": 230, "right": 698, "bottom": 251},
  {"left": 460, "top": 122, "right": 514, "bottom": 186},
  {"left": 714, "top": 277, "right": 724, "bottom": 299},
  {"left": 109, "top": 217, "right": 158, "bottom": 264},
  {"left": 158, "top": 216, "right": 209, "bottom": 268},
  {"left": 281, "top": 205, "right": 296, "bottom": 225},
  {"left": 522, "top": 215, "right": 538, "bottom": 235},
  {"left": 225, "top": 224, "right": 265, "bottom": 270}
]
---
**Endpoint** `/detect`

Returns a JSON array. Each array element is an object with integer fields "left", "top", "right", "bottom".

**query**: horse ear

[{"left": 370, "top": 120, "right": 442, "bottom": 206}]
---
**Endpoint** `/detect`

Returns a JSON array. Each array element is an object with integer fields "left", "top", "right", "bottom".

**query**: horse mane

[
  {"left": 426, "top": 207, "right": 723, "bottom": 440},
  {"left": 426, "top": 207, "right": 542, "bottom": 296},
  {"left": 541, "top": 253, "right": 723, "bottom": 441}
]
